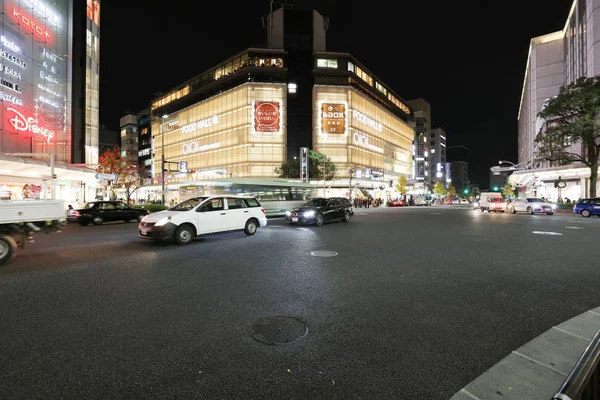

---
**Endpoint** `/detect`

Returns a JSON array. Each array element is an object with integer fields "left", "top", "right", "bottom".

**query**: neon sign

[
  {"left": 12, "top": 8, "right": 51, "bottom": 40},
  {"left": 22, "top": 0, "right": 60, "bottom": 26},
  {"left": 0, "top": 79, "right": 21, "bottom": 93},
  {"left": 0, "top": 64, "right": 21, "bottom": 80},
  {"left": 42, "top": 48, "right": 58, "bottom": 63},
  {"left": 182, "top": 142, "right": 220, "bottom": 155},
  {"left": 37, "top": 83, "right": 61, "bottom": 98},
  {"left": 182, "top": 115, "right": 219, "bottom": 134},
  {"left": 0, "top": 92, "right": 23, "bottom": 106},
  {"left": 0, "top": 50, "right": 26, "bottom": 68},
  {"left": 353, "top": 132, "right": 383, "bottom": 153},
  {"left": 352, "top": 110, "right": 382, "bottom": 132},
  {"left": 1, "top": 36, "right": 21, "bottom": 53},
  {"left": 39, "top": 96, "right": 60, "bottom": 108},
  {"left": 5, "top": 107, "right": 55, "bottom": 143},
  {"left": 40, "top": 71, "right": 58, "bottom": 84}
]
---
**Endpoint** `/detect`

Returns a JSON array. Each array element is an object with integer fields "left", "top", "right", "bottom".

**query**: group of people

[{"left": 353, "top": 198, "right": 384, "bottom": 208}]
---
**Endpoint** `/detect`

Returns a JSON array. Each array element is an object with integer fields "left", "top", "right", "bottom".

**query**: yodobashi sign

[
  {"left": 182, "top": 115, "right": 219, "bottom": 134},
  {"left": 352, "top": 110, "right": 382, "bottom": 132},
  {"left": 321, "top": 103, "right": 346, "bottom": 134},
  {"left": 254, "top": 101, "right": 280, "bottom": 132}
]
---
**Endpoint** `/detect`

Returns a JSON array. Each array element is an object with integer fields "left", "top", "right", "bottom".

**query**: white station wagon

[{"left": 139, "top": 196, "right": 267, "bottom": 244}]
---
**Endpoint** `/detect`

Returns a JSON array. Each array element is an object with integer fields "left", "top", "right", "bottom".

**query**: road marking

[
  {"left": 565, "top": 226, "right": 584, "bottom": 230},
  {"left": 532, "top": 231, "right": 563, "bottom": 236},
  {"left": 429, "top": 212, "right": 441, "bottom": 215},
  {"left": 311, "top": 250, "right": 338, "bottom": 257},
  {"left": 567, "top": 220, "right": 593, "bottom": 223}
]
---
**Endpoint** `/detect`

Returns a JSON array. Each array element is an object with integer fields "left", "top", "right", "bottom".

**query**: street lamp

[
  {"left": 161, "top": 114, "right": 168, "bottom": 204},
  {"left": 348, "top": 166, "right": 354, "bottom": 201},
  {"left": 499, "top": 160, "right": 516, "bottom": 166}
]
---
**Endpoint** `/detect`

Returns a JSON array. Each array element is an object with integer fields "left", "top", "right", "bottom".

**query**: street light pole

[
  {"left": 349, "top": 166, "right": 354, "bottom": 201},
  {"left": 161, "top": 114, "right": 167, "bottom": 204}
]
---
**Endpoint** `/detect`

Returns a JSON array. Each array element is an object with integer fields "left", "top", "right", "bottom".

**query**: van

[{"left": 478, "top": 192, "right": 503, "bottom": 212}]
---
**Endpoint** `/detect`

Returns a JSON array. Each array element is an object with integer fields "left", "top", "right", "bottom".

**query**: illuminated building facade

[{"left": 0, "top": 0, "right": 100, "bottom": 203}]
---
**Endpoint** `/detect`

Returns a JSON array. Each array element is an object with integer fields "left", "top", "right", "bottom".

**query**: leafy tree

[
  {"left": 97, "top": 146, "right": 141, "bottom": 203},
  {"left": 433, "top": 181, "right": 447, "bottom": 197},
  {"left": 501, "top": 183, "right": 515, "bottom": 199},
  {"left": 394, "top": 175, "right": 408, "bottom": 194},
  {"left": 447, "top": 184, "right": 456, "bottom": 197},
  {"left": 536, "top": 77, "right": 600, "bottom": 197},
  {"left": 274, "top": 149, "right": 336, "bottom": 180}
]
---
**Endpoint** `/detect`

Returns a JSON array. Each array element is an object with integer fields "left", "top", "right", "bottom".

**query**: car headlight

[
  {"left": 303, "top": 210, "right": 315, "bottom": 218},
  {"left": 154, "top": 217, "right": 171, "bottom": 227},
  {"left": 285, "top": 211, "right": 291, "bottom": 217}
]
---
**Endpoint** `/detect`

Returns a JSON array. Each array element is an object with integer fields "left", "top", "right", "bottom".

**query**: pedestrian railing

[{"left": 551, "top": 327, "right": 600, "bottom": 400}]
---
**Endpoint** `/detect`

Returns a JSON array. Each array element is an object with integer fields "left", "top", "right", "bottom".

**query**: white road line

[
  {"left": 532, "top": 231, "right": 563, "bottom": 236},
  {"left": 429, "top": 213, "right": 441, "bottom": 215},
  {"left": 565, "top": 226, "right": 585, "bottom": 230}
]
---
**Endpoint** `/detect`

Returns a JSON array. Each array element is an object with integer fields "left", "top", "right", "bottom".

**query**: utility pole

[
  {"left": 348, "top": 167, "right": 354, "bottom": 201},
  {"left": 161, "top": 115, "right": 167, "bottom": 205}
]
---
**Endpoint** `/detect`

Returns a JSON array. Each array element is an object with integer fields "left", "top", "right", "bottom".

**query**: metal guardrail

[{"left": 552, "top": 327, "right": 600, "bottom": 400}]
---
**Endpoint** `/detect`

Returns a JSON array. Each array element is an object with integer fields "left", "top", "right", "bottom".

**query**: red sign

[
  {"left": 11, "top": 8, "right": 51, "bottom": 40},
  {"left": 254, "top": 101, "right": 280, "bottom": 132},
  {"left": 5, "top": 107, "right": 55, "bottom": 143}
]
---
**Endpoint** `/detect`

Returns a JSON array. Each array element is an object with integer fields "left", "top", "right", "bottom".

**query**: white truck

[
  {"left": 0, "top": 200, "right": 65, "bottom": 265},
  {"left": 477, "top": 192, "right": 503, "bottom": 212}
]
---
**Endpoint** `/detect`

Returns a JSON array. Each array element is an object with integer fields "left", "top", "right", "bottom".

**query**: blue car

[{"left": 573, "top": 198, "right": 600, "bottom": 217}]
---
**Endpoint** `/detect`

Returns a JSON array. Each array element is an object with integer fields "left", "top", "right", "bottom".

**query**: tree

[
  {"left": 274, "top": 149, "right": 336, "bottom": 180},
  {"left": 447, "top": 184, "right": 456, "bottom": 197},
  {"left": 536, "top": 77, "right": 600, "bottom": 197},
  {"left": 501, "top": 183, "right": 515, "bottom": 199},
  {"left": 433, "top": 181, "right": 447, "bottom": 197},
  {"left": 97, "top": 146, "right": 141, "bottom": 203},
  {"left": 394, "top": 175, "right": 408, "bottom": 194}
]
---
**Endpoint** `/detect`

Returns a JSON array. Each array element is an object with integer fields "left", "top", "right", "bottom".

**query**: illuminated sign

[
  {"left": 0, "top": 92, "right": 23, "bottom": 106},
  {"left": 320, "top": 103, "right": 346, "bottom": 134},
  {"left": 37, "top": 83, "right": 61, "bottom": 98},
  {"left": 1, "top": 36, "right": 21, "bottom": 53},
  {"left": 87, "top": 0, "right": 101, "bottom": 26},
  {"left": 138, "top": 148, "right": 151, "bottom": 157},
  {"left": 352, "top": 110, "right": 382, "bottom": 132},
  {"left": 0, "top": 64, "right": 22, "bottom": 80},
  {"left": 42, "top": 48, "right": 58, "bottom": 63},
  {"left": 0, "top": 79, "right": 21, "bottom": 93},
  {"left": 5, "top": 107, "right": 55, "bottom": 143},
  {"left": 12, "top": 8, "right": 51, "bottom": 40},
  {"left": 182, "top": 115, "right": 219, "bottom": 134},
  {"left": 254, "top": 101, "right": 280, "bottom": 132},
  {"left": 353, "top": 132, "right": 383, "bottom": 153},
  {"left": 42, "top": 62, "right": 57, "bottom": 74},
  {"left": 0, "top": 50, "right": 26, "bottom": 68},
  {"left": 40, "top": 71, "right": 58, "bottom": 84},
  {"left": 39, "top": 96, "right": 60, "bottom": 108},
  {"left": 23, "top": 0, "right": 60, "bottom": 26},
  {"left": 181, "top": 142, "right": 220, "bottom": 155},
  {"left": 165, "top": 120, "right": 179, "bottom": 131}
]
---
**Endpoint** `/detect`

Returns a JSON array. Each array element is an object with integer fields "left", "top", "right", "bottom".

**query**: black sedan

[
  {"left": 67, "top": 201, "right": 149, "bottom": 226},
  {"left": 285, "top": 197, "right": 353, "bottom": 226}
]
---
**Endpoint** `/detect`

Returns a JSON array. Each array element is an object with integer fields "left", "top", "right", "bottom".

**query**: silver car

[{"left": 508, "top": 198, "right": 555, "bottom": 215}]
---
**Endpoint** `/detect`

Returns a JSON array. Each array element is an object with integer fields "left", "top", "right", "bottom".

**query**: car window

[
  {"left": 580, "top": 199, "right": 590, "bottom": 204},
  {"left": 526, "top": 198, "right": 544, "bottom": 202},
  {"left": 84, "top": 202, "right": 97, "bottom": 209},
  {"left": 243, "top": 198, "right": 261, "bottom": 207},
  {"left": 341, "top": 199, "right": 351, "bottom": 207},
  {"left": 101, "top": 203, "right": 115, "bottom": 210},
  {"left": 171, "top": 197, "right": 208, "bottom": 211},
  {"left": 592, "top": 199, "right": 600, "bottom": 205},
  {"left": 199, "top": 198, "right": 224, "bottom": 212},
  {"left": 303, "top": 199, "right": 327, "bottom": 207},
  {"left": 115, "top": 202, "right": 128, "bottom": 209},
  {"left": 490, "top": 198, "right": 502, "bottom": 203},
  {"left": 227, "top": 198, "right": 246, "bottom": 210},
  {"left": 327, "top": 199, "right": 340, "bottom": 207}
]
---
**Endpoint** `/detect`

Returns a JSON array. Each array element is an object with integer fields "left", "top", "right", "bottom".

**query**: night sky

[{"left": 100, "top": 0, "right": 573, "bottom": 187}]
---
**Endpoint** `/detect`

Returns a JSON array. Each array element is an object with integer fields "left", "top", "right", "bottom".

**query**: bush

[{"left": 143, "top": 204, "right": 168, "bottom": 213}]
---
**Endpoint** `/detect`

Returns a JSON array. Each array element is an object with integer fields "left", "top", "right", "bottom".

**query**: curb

[{"left": 450, "top": 306, "right": 600, "bottom": 400}]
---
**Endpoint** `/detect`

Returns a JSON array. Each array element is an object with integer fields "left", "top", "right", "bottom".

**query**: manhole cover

[
  {"left": 311, "top": 250, "right": 338, "bottom": 257},
  {"left": 251, "top": 316, "right": 308, "bottom": 345}
]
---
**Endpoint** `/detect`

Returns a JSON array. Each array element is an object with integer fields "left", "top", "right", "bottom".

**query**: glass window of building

[
  {"left": 347, "top": 61, "right": 355, "bottom": 73},
  {"left": 375, "top": 82, "right": 387, "bottom": 95},
  {"left": 317, "top": 58, "right": 338, "bottom": 68}
]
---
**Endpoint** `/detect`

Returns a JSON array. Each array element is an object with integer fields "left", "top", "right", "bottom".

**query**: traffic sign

[{"left": 95, "top": 173, "right": 117, "bottom": 180}]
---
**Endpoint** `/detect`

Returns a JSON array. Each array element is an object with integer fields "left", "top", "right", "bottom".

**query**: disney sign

[{"left": 5, "top": 107, "right": 55, "bottom": 143}]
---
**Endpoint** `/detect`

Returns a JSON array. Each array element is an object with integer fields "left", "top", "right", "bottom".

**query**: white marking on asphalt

[
  {"left": 311, "top": 250, "right": 338, "bottom": 257},
  {"left": 551, "top": 326, "right": 590, "bottom": 341},
  {"left": 429, "top": 213, "right": 441, "bottom": 215},
  {"left": 355, "top": 213, "right": 369, "bottom": 216},
  {"left": 567, "top": 220, "right": 593, "bottom": 223},
  {"left": 532, "top": 231, "right": 563, "bottom": 236},
  {"left": 564, "top": 226, "right": 584, "bottom": 230},
  {"left": 460, "top": 389, "right": 484, "bottom": 400}
]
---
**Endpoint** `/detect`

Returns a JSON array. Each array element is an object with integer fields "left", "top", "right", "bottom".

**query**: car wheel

[
  {"left": 244, "top": 219, "right": 258, "bottom": 236},
  {"left": 546, "top": 212, "right": 554, "bottom": 215},
  {"left": 581, "top": 209, "right": 591, "bottom": 217},
  {"left": 342, "top": 211, "right": 351, "bottom": 223},
  {"left": 92, "top": 216, "right": 103, "bottom": 225},
  {"left": 0, "top": 233, "right": 17, "bottom": 266},
  {"left": 175, "top": 225, "right": 194, "bottom": 245},
  {"left": 510, "top": 207, "right": 516, "bottom": 214},
  {"left": 123, "top": 219, "right": 131, "bottom": 223},
  {"left": 78, "top": 220, "right": 89, "bottom": 226},
  {"left": 501, "top": 211, "right": 505, "bottom": 213},
  {"left": 527, "top": 207, "right": 533, "bottom": 215},
  {"left": 315, "top": 214, "right": 324, "bottom": 226}
]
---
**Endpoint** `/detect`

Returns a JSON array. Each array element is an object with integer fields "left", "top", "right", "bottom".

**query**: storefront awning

[{"left": 0, "top": 154, "right": 97, "bottom": 184}]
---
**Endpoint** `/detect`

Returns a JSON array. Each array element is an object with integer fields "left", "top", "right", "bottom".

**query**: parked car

[
  {"left": 573, "top": 198, "right": 600, "bottom": 217},
  {"left": 459, "top": 198, "right": 469, "bottom": 205},
  {"left": 67, "top": 201, "right": 149, "bottom": 225},
  {"left": 286, "top": 197, "right": 353, "bottom": 226},
  {"left": 389, "top": 199, "right": 405, "bottom": 207},
  {"left": 482, "top": 197, "right": 506, "bottom": 212},
  {"left": 138, "top": 196, "right": 267, "bottom": 244},
  {"left": 508, "top": 198, "right": 555, "bottom": 215}
]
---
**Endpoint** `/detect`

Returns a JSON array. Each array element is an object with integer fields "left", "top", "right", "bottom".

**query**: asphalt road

[{"left": 1, "top": 206, "right": 599, "bottom": 399}]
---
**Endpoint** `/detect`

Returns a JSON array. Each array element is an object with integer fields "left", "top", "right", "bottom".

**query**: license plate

[
  {"left": 292, "top": 217, "right": 298, "bottom": 222},
  {"left": 141, "top": 229, "right": 148, "bottom": 235}
]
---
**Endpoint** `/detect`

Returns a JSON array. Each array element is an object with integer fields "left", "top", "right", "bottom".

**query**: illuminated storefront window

[
  {"left": 152, "top": 83, "right": 287, "bottom": 181},
  {"left": 313, "top": 85, "right": 413, "bottom": 179},
  {"left": 317, "top": 58, "right": 338, "bottom": 69}
]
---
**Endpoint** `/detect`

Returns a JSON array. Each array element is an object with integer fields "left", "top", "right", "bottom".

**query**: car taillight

[{"left": 261, "top": 208, "right": 266, "bottom": 215}]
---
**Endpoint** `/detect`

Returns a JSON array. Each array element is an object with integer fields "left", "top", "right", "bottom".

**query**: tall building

[
  {"left": 407, "top": 98, "right": 430, "bottom": 191},
  {"left": 447, "top": 145, "right": 469, "bottom": 191},
  {"left": 0, "top": 0, "right": 101, "bottom": 202},
  {"left": 145, "top": 6, "right": 414, "bottom": 203},
  {"left": 429, "top": 127, "right": 447, "bottom": 186},
  {"left": 514, "top": 0, "right": 599, "bottom": 200},
  {"left": 119, "top": 114, "right": 138, "bottom": 164},
  {"left": 137, "top": 108, "right": 152, "bottom": 181}
]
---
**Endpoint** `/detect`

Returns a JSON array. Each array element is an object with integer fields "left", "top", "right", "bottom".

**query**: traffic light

[
  {"left": 493, "top": 186, "right": 499, "bottom": 191},
  {"left": 463, "top": 188, "right": 469, "bottom": 194}
]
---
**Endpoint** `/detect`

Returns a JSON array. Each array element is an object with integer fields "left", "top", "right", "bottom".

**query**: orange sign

[
  {"left": 254, "top": 101, "right": 280, "bottom": 132},
  {"left": 11, "top": 8, "right": 50, "bottom": 40},
  {"left": 321, "top": 103, "right": 346, "bottom": 134}
]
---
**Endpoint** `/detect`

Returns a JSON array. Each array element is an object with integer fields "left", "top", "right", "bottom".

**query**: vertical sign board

[{"left": 300, "top": 147, "right": 309, "bottom": 183}]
